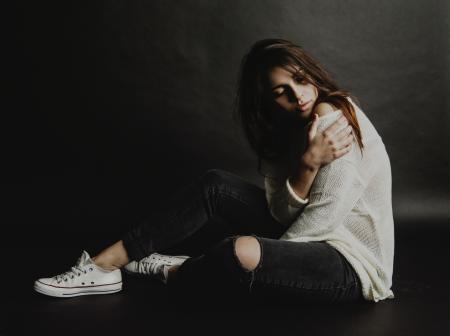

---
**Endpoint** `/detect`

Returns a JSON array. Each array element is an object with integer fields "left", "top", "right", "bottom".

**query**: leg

[
  {"left": 121, "top": 169, "right": 284, "bottom": 263},
  {"left": 171, "top": 235, "right": 363, "bottom": 305},
  {"left": 233, "top": 235, "right": 262, "bottom": 271},
  {"left": 169, "top": 234, "right": 264, "bottom": 301},
  {"left": 167, "top": 235, "right": 261, "bottom": 283},
  {"left": 248, "top": 237, "right": 364, "bottom": 305},
  {"left": 92, "top": 240, "right": 130, "bottom": 270}
]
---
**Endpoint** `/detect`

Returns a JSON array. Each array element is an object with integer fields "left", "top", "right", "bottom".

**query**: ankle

[
  {"left": 166, "top": 265, "right": 181, "bottom": 283},
  {"left": 91, "top": 241, "right": 130, "bottom": 271},
  {"left": 92, "top": 256, "right": 119, "bottom": 271}
]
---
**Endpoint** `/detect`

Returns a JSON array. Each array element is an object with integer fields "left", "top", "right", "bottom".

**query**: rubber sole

[{"left": 33, "top": 282, "right": 123, "bottom": 298}]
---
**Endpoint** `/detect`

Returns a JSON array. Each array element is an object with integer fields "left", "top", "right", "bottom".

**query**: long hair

[{"left": 232, "top": 38, "right": 364, "bottom": 177}]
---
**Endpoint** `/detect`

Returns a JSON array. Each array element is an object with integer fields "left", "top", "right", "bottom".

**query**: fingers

[
  {"left": 307, "top": 113, "right": 319, "bottom": 141},
  {"left": 323, "top": 115, "right": 348, "bottom": 137},
  {"left": 343, "top": 131, "right": 355, "bottom": 147},
  {"left": 333, "top": 126, "right": 354, "bottom": 159},
  {"left": 310, "top": 113, "right": 319, "bottom": 130},
  {"left": 335, "top": 125, "right": 353, "bottom": 142},
  {"left": 333, "top": 141, "right": 353, "bottom": 159},
  {"left": 336, "top": 129, "right": 354, "bottom": 150}
]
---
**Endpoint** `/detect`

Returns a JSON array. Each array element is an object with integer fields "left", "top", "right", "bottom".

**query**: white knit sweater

[{"left": 262, "top": 97, "right": 395, "bottom": 302}]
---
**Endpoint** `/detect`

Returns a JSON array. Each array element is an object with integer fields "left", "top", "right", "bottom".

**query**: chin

[{"left": 295, "top": 109, "right": 312, "bottom": 120}]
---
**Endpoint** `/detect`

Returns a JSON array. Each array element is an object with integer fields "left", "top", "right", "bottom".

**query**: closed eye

[
  {"left": 272, "top": 85, "right": 293, "bottom": 98},
  {"left": 272, "top": 89, "right": 284, "bottom": 97}
]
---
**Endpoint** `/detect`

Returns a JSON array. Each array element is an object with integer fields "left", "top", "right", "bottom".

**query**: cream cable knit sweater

[{"left": 263, "top": 98, "right": 395, "bottom": 302}]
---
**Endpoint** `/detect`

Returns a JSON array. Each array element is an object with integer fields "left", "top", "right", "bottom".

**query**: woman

[{"left": 34, "top": 38, "right": 394, "bottom": 304}]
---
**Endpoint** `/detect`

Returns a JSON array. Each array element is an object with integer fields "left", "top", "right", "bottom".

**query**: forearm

[{"left": 287, "top": 151, "right": 320, "bottom": 200}]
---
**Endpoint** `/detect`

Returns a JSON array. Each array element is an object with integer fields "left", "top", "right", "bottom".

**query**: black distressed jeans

[{"left": 122, "top": 169, "right": 364, "bottom": 306}]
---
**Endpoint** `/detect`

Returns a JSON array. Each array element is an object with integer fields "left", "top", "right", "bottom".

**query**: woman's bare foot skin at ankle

[
  {"left": 167, "top": 265, "right": 181, "bottom": 283},
  {"left": 92, "top": 240, "right": 130, "bottom": 271}
]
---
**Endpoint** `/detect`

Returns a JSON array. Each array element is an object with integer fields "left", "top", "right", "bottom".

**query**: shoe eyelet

[
  {"left": 82, "top": 282, "right": 85, "bottom": 285},
  {"left": 84, "top": 270, "right": 87, "bottom": 274},
  {"left": 77, "top": 273, "right": 80, "bottom": 276},
  {"left": 71, "top": 276, "right": 74, "bottom": 279},
  {"left": 64, "top": 279, "right": 67, "bottom": 282},
  {"left": 89, "top": 268, "right": 93, "bottom": 271},
  {"left": 91, "top": 282, "right": 94, "bottom": 284}
]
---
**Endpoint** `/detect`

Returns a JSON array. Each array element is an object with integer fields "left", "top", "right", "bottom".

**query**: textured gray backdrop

[{"left": 7, "top": 0, "right": 450, "bottom": 228}]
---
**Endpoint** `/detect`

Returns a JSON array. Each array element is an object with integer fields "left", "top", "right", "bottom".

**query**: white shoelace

[
  {"left": 54, "top": 265, "right": 92, "bottom": 283},
  {"left": 138, "top": 254, "right": 168, "bottom": 275}
]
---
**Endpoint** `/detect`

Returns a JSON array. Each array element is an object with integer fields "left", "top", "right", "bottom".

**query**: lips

[{"left": 298, "top": 100, "right": 312, "bottom": 111}]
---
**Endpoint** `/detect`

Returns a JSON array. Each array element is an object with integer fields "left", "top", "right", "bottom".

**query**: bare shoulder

[{"left": 312, "top": 102, "right": 338, "bottom": 117}]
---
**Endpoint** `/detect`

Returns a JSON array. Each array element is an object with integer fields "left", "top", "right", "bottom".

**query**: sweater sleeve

[
  {"left": 264, "top": 175, "right": 309, "bottom": 227},
  {"left": 278, "top": 110, "right": 366, "bottom": 240},
  {"left": 279, "top": 157, "right": 365, "bottom": 240}
]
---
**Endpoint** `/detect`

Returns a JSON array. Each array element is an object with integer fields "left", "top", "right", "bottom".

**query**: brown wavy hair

[{"left": 233, "top": 38, "right": 364, "bottom": 176}]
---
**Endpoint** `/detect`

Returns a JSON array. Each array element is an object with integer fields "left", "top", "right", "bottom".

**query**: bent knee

[{"left": 234, "top": 236, "right": 261, "bottom": 271}]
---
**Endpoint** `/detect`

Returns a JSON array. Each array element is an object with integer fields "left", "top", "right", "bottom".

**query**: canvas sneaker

[
  {"left": 34, "top": 250, "right": 122, "bottom": 298},
  {"left": 123, "top": 253, "right": 190, "bottom": 284}
]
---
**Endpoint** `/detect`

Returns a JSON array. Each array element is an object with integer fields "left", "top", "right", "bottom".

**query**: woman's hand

[
  {"left": 288, "top": 113, "right": 354, "bottom": 200},
  {"left": 302, "top": 113, "right": 354, "bottom": 170}
]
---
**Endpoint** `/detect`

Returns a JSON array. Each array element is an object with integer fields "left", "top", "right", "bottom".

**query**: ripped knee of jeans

[
  {"left": 231, "top": 234, "right": 263, "bottom": 272},
  {"left": 230, "top": 234, "right": 264, "bottom": 294}
]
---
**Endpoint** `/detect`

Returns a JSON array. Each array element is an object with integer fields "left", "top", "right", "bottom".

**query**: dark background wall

[{"left": 5, "top": 0, "right": 449, "bottom": 247}]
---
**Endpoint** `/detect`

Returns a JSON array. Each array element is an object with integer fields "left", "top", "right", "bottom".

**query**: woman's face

[{"left": 266, "top": 65, "right": 319, "bottom": 121}]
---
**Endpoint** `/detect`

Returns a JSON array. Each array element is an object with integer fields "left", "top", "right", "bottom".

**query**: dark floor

[
  {"left": 2, "top": 181, "right": 449, "bottom": 335},
  {"left": 3, "top": 220, "right": 449, "bottom": 336}
]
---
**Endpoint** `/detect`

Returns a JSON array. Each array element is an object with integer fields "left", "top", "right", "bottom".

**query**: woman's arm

[
  {"left": 280, "top": 158, "right": 365, "bottom": 240},
  {"left": 264, "top": 152, "right": 322, "bottom": 227},
  {"left": 279, "top": 110, "right": 365, "bottom": 240},
  {"left": 288, "top": 103, "right": 353, "bottom": 199},
  {"left": 265, "top": 104, "right": 354, "bottom": 226}
]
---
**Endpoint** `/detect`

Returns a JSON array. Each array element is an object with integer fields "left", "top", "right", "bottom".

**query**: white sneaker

[
  {"left": 34, "top": 250, "right": 122, "bottom": 298},
  {"left": 123, "top": 253, "right": 190, "bottom": 284}
]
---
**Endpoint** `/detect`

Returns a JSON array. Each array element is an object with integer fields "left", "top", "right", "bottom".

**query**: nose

[{"left": 292, "top": 86, "right": 305, "bottom": 104}]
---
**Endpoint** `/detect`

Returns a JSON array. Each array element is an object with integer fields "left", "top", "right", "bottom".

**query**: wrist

[{"left": 301, "top": 150, "right": 320, "bottom": 171}]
